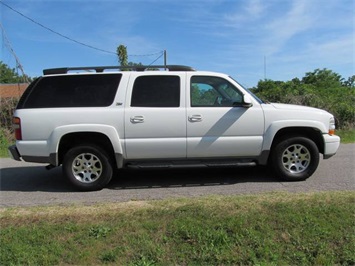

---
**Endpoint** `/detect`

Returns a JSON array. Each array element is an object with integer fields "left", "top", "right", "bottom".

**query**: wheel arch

[
  {"left": 58, "top": 132, "right": 121, "bottom": 168},
  {"left": 270, "top": 127, "right": 324, "bottom": 155}
]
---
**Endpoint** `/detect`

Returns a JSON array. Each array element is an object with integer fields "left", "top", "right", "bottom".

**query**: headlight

[{"left": 329, "top": 117, "right": 336, "bottom": 135}]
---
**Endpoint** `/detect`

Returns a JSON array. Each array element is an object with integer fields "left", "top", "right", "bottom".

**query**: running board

[{"left": 126, "top": 161, "right": 256, "bottom": 169}]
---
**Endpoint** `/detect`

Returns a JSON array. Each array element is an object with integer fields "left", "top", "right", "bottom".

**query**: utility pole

[
  {"left": 164, "top": 50, "right": 167, "bottom": 69},
  {"left": 0, "top": 22, "right": 29, "bottom": 83}
]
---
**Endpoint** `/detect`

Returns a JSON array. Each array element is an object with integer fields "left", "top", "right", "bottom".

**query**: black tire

[
  {"left": 271, "top": 136, "right": 319, "bottom": 181},
  {"left": 63, "top": 145, "right": 113, "bottom": 191}
]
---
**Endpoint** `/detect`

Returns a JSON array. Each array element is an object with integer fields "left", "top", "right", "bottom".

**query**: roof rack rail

[{"left": 43, "top": 65, "right": 195, "bottom": 75}]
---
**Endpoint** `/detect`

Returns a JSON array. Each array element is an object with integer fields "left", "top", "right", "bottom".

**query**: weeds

[
  {"left": 1, "top": 191, "right": 354, "bottom": 265},
  {"left": 0, "top": 97, "right": 18, "bottom": 131},
  {"left": 89, "top": 225, "right": 111, "bottom": 239}
]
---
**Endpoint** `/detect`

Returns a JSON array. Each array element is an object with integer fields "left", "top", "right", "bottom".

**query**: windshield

[{"left": 229, "top": 76, "right": 265, "bottom": 104}]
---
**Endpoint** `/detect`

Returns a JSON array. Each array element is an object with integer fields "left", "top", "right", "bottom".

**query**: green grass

[
  {"left": 337, "top": 128, "right": 355, "bottom": 143},
  {"left": 1, "top": 191, "right": 354, "bottom": 265},
  {"left": 0, "top": 128, "right": 12, "bottom": 157}
]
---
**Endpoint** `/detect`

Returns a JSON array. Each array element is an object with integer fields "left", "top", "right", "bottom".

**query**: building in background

[{"left": 0, "top": 83, "right": 28, "bottom": 98}]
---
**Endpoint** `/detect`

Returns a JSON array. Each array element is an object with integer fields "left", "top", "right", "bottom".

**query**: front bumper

[
  {"left": 8, "top": 145, "right": 21, "bottom": 161},
  {"left": 323, "top": 134, "right": 341, "bottom": 159}
]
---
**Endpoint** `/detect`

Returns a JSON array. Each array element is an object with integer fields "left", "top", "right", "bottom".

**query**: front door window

[{"left": 191, "top": 76, "right": 243, "bottom": 107}]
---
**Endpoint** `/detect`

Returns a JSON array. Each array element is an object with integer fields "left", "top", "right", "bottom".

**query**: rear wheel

[
  {"left": 63, "top": 145, "right": 113, "bottom": 191},
  {"left": 271, "top": 137, "right": 319, "bottom": 181}
]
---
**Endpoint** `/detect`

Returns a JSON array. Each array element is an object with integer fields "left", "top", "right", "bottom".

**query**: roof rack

[{"left": 43, "top": 65, "right": 195, "bottom": 75}]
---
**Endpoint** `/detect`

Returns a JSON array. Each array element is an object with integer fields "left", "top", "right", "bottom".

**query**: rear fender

[{"left": 48, "top": 124, "right": 123, "bottom": 166}]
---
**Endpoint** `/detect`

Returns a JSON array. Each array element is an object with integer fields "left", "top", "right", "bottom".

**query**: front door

[{"left": 186, "top": 74, "right": 264, "bottom": 158}]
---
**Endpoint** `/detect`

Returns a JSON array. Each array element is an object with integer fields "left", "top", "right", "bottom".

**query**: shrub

[
  {"left": 1, "top": 97, "right": 18, "bottom": 132},
  {"left": 253, "top": 79, "right": 355, "bottom": 129}
]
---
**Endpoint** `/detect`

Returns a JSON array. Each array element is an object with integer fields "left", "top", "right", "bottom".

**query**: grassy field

[
  {"left": 337, "top": 128, "right": 355, "bottom": 143},
  {"left": 1, "top": 191, "right": 354, "bottom": 265}
]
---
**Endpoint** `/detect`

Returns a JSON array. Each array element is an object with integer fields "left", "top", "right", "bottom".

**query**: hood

[
  {"left": 261, "top": 103, "right": 335, "bottom": 134},
  {"left": 271, "top": 103, "right": 323, "bottom": 112}
]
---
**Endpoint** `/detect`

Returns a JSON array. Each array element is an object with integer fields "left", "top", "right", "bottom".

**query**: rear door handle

[
  {"left": 130, "top": 116, "right": 145, "bottom": 123},
  {"left": 188, "top": 115, "right": 202, "bottom": 122}
]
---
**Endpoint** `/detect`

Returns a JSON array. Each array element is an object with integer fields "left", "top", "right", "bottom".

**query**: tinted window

[
  {"left": 21, "top": 74, "right": 121, "bottom": 108},
  {"left": 191, "top": 76, "right": 243, "bottom": 107},
  {"left": 131, "top": 76, "right": 180, "bottom": 107}
]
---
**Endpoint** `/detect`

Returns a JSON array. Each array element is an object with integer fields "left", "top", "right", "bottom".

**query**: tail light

[{"left": 13, "top": 117, "right": 22, "bottom": 140}]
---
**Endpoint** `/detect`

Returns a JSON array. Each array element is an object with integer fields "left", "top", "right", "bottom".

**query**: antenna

[{"left": 264, "top": 55, "right": 266, "bottom": 80}]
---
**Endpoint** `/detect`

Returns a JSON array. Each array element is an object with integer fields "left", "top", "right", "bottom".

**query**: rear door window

[{"left": 131, "top": 75, "right": 180, "bottom": 107}]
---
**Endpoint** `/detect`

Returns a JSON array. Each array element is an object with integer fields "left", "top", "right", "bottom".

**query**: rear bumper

[
  {"left": 323, "top": 134, "right": 341, "bottom": 159},
  {"left": 8, "top": 145, "right": 21, "bottom": 161},
  {"left": 8, "top": 144, "right": 57, "bottom": 165}
]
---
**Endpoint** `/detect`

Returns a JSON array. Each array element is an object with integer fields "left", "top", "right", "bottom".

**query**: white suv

[{"left": 8, "top": 65, "right": 340, "bottom": 191}]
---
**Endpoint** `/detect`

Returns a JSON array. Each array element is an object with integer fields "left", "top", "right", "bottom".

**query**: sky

[{"left": 1, "top": 0, "right": 354, "bottom": 87}]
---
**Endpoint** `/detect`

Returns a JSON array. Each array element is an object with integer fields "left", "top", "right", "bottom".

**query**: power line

[
  {"left": 148, "top": 52, "right": 164, "bottom": 66},
  {"left": 0, "top": 0, "right": 116, "bottom": 55},
  {"left": 0, "top": 0, "right": 163, "bottom": 58},
  {"left": 129, "top": 51, "right": 163, "bottom": 57}
]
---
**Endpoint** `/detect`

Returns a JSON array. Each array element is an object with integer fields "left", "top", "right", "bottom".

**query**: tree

[
  {"left": 301, "top": 68, "right": 343, "bottom": 89},
  {"left": 342, "top": 75, "right": 355, "bottom": 88},
  {"left": 116, "top": 45, "right": 128, "bottom": 66},
  {"left": 116, "top": 45, "right": 144, "bottom": 70},
  {"left": 0, "top": 61, "right": 31, "bottom": 83},
  {"left": 1, "top": 61, "right": 20, "bottom": 83}
]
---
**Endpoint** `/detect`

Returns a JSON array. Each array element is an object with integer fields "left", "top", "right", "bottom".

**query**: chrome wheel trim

[
  {"left": 72, "top": 153, "right": 102, "bottom": 183},
  {"left": 281, "top": 144, "right": 311, "bottom": 174}
]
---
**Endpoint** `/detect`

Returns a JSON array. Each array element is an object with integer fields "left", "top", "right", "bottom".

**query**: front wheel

[
  {"left": 271, "top": 137, "right": 319, "bottom": 181},
  {"left": 63, "top": 145, "right": 113, "bottom": 191}
]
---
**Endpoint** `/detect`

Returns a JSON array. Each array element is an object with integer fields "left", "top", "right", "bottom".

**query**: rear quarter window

[{"left": 19, "top": 74, "right": 122, "bottom": 108}]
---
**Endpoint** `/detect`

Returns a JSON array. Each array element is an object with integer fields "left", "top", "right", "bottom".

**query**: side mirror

[
  {"left": 242, "top": 94, "right": 253, "bottom": 108},
  {"left": 233, "top": 94, "right": 253, "bottom": 108}
]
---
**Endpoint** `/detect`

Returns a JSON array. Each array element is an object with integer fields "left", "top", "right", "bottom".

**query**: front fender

[{"left": 262, "top": 120, "right": 327, "bottom": 151}]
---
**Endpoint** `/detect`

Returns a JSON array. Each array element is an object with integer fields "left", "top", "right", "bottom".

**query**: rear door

[{"left": 124, "top": 73, "right": 187, "bottom": 159}]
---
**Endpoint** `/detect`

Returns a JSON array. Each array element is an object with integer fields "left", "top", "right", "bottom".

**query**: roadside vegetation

[
  {"left": 0, "top": 96, "right": 17, "bottom": 157},
  {"left": 337, "top": 128, "right": 355, "bottom": 143},
  {"left": 0, "top": 128, "right": 13, "bottom": 157},
  {"left": 252, "top": 68, "right": 355, "bottom": 129},
  {"left": 1, "top": 191, "right": 354, "bottom": 265}
]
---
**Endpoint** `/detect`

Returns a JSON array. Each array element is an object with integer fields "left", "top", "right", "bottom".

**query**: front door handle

[
  {"left": 130, "top": 116, "right": 145, "bottom": 123},
  {"left": 188, "top": 115, "right": 202, "bottom": 122}
]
